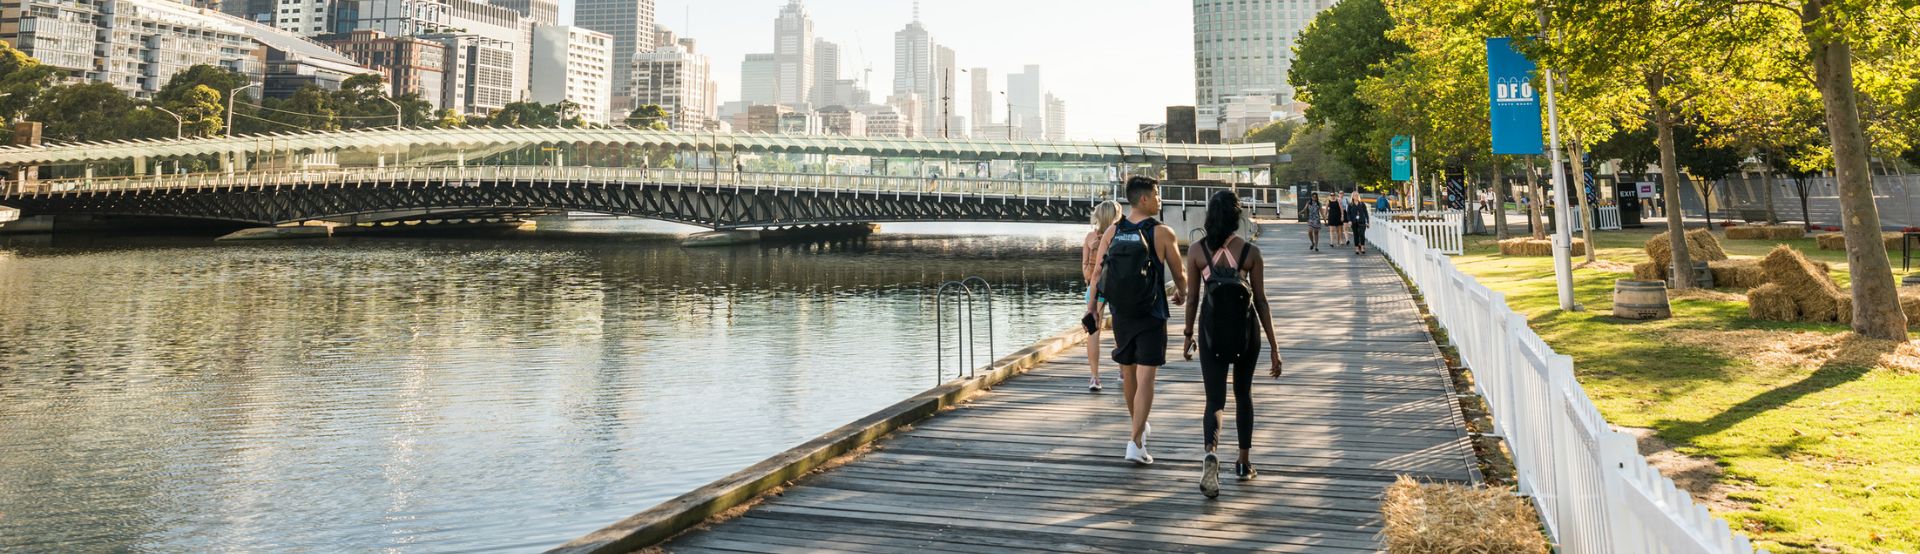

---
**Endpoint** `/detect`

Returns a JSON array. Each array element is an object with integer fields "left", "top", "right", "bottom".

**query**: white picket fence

[
  {"left": 1369, "top": 221, "right": 1765, "bottom": 554},
  {"left": 1382, "top": 211, "right": 1465, "bottom": 255},
  {"left": 1597, "top": 206, "right": 1622, "bottom": 230}
]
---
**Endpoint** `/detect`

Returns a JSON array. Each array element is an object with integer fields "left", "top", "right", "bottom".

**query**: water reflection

[{"left": 0, "top": 229, "right": 1083, "bottom": 552}]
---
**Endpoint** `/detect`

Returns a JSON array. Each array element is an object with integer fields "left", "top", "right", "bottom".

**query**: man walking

[{"left": 1085, "top": 176, "right": 1188, "bottom": 464}]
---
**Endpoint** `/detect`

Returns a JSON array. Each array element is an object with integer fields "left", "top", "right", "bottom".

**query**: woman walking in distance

[
  {"left": 1325, "top": 193, "right": 1346, "bottom": 247},
  {"left": 1183, "top": 190, "right": 1283, "bottom": 498},
  {"left": 1081, "top": 200, "right": 1122, "bottom": 392},
  {"left": 1348, "top": 191, "right": 1372, "bottom": 255},
  {"left": 1304, "top": 192, "right": 1323, "bottom": 252}
]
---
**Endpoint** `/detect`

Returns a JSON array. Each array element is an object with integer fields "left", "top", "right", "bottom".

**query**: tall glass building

[
  {"left": 1191, "top": 0, "right": 1335, "bottom": 131},
  {"left": 575, "top": 0, "right": 656, "bottom": 115}
]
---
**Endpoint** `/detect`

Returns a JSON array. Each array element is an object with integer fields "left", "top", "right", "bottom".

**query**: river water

[{"left": 0, "top": 223, "right": 1085, "bottom": 552}]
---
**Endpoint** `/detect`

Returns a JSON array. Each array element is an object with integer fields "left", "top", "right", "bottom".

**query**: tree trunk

[
  {"left": 1701, "top": 180, "right": 1714, "bottom": 229},
  {"left": 1493, "top": 156, "right": 1510, "bottom": 239},
  {"left": 1569, "top": 137, "right": 1596, "bottom": 262},
  {"left": 1527, "top": 155, "right": 1546, "bottom": 240},
  {"left": 1799, "top": 181, "right": 1813, "bottom": 231},
  {"left": 1806, "top": 1, "right": 1907, "bottom": 338},
  {"left": 1762, "top": 158, "right": 1780, "bottom": 224},
  {"left": 1653, "top": 81, "right": 1693, "bottom": 290}
]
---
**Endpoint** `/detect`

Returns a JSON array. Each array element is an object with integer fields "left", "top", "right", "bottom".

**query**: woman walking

[
  {"left": 1183, "top": 191, "right": 1283, "bottom": 498},
  {"left": 1082, "top": 200, "right": 1122, "bottom": 392},
  {"left": 1304, "top": 192, "right": 1323, "bottom": 251},
  {"left": 1348, "top": 192, "right": 1371, "bottom": 255},
  {"left": 1325, "top": 193, "right": 1346, "bottom": 246}
]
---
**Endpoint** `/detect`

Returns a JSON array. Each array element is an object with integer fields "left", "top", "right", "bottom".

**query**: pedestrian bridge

[{"left": 0, "top": 127, "right": 1280, "bottom": 229}]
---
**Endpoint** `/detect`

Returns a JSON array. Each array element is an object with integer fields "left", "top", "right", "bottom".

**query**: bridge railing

[
  {"left": 1367, "top": 222, "right": 1765, "bottom": 554},
  {"left": 7, "top": 166, "right": 1121, "bottom": 202}
]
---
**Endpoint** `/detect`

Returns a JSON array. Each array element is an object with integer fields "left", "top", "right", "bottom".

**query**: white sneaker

[
  {"left": 1200, "top": 452, "right": 1221, "bottom": 498},
  {"left": 1142, "top": 421, "right": 1152, "bottom": 448},
  {"left": 1125, "top": 440, "right": 1154, "bottom": 465}
]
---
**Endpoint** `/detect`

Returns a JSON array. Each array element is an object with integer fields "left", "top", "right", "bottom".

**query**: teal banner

[
  {"left": 1486, "top": 37, "right": 1544, "bottom": 155},
  {"left": 1390, "top": 136, "right": 1412, "bottom": 182}
]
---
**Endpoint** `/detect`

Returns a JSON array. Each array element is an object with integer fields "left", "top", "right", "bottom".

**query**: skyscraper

[
  {"left": 740, "top": 53, "right": 779, "bottom": 106},
  {"left": 488, "top": 0, "right": 557, "bottom": 26},
  {"left": 635, "top": 26, "right": 716, "bottom": 130},
  {"left": 892, "top": 4, "right": 942, "bottom": 136},
  {"left": 811, "top": 39, "right": 840, "bottom": 107},
  {"left": 530, "top": 24, "right": 614, "bottom": 124},
  {"left": 575, "top": 0, "right": 657, "bottom": 114},
  {"left": 773, "top": 0, "right": 813, "bottom": 107},
  {"left": 1192, "top": 0, "right": 1334, "bottom": 129},
  {"left": 1007, "top": 65, "right": 1043, "bottom": 140},
  {"left": 1045, "top": 93, "right": 1066, "bottom": 141},
  {"left": 969, "top": 67, "right": 991, "bottom": 135}
]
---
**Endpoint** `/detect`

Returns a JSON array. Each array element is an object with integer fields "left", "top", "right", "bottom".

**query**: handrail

[
  {"left": 933, "top": 281, "right": 978, "bottom": 386},
  {"left": 960, "top": 276, "right": 996, "bottom": 366}
]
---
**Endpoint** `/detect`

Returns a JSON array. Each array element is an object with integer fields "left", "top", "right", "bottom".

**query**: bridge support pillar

[{"left": 133, "top": 155, "right": 147, "bottom": 176}]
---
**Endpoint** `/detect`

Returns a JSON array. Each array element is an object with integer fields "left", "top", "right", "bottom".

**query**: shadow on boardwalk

[{"left": 661, "top": 223, "right": 1476, "bottom": 553}]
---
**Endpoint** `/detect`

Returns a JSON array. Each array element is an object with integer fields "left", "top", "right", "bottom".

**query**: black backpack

[
  {"left": 1101, "top": 222, "right": 1161, "bottom": 319},
  {"left": 1200, "top": 241, "right": 1258, "bottom": 363}
]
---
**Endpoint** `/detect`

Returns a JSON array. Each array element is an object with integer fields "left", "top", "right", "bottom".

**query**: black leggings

[
  {"left": 1352, "top": 225, "right": 1368, "bottom": 248},
  {"left": 1201, "top": 354, "right": 1255, "bottom": 451}
]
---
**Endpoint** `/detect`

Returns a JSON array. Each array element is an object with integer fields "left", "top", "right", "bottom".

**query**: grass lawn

[{"left": 1451, "top": 225, "right": 1920, "bottom": 553}]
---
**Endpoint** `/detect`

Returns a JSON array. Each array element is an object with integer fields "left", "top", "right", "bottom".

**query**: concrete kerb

[{"left": 546, "top": 325, "right": 1089, "bottom": 554}]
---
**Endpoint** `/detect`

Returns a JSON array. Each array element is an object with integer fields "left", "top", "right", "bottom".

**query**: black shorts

[{"left": 1110, "top": 316, "right": 1169, "bottom": 367}]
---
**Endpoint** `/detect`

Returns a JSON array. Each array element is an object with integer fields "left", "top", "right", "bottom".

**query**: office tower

[
  {"left": 1192, "top": 0, "right": 1335, "bottom": 129},
  {"left": 488, "top": 0, "right": 557, "bottom": 26},
  {"left": 892, "top": 5, "right": 945, "bottom": 135},
  {"left": 740, "top": 54, "right": 779, "bottom": 106},
  {"left": 1007, "top": 65, "right": 1043, "bottom": 139},
  {"left": 811, "top": 39, "right": 841, "bottom": 107},
  {"left": 322, "top": 29, "right": 448, "bottom": 109},
  {"left": 531, "top": 24, "right": 615, "bottom": 125},
  {"left": 269, "top": 0, "right": 329, "bottom": 35},
  {"left": 575, "top": 0, "right": 657, "bottom": 114},
  {"left": 773, "top": 0, "right": 812, "bottom": 107},
  {"left": 1045, "top": 93, "right": 1066, "bottom": 141},
  {"left": 635, "top": 29, "right": 716, "bottom": 130},
  {"left": 969, "top": 67, "right": 991, "bottom": 135}
]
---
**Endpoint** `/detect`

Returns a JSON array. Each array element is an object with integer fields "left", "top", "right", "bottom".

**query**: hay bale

[
  {"left": 1725, "top": 226, "right": 1768, "bottom": 240},
  {"left": 1815, "top": 231, "right": 1903, "bottom": 250},
  {"left": 1646, "top": 229, "right": 1727, "bottom": 268},
  {"left": 1901, "top": 289, "right": 1920, "bottom": 323},
  {"left": 1381, "top": 476, "right": 1548, "bottom": 554},
  {"left": 1708, "top": 259, "right": 1767, "bottom": 289},
  {"left": 1500, "top": 238, "right": 1585, "bottom": 257},
  {"left": 1748, "top": 283, "right": 1800, "bottom": 321},
  {"left": 1761, "top": 245, "right": 1844, "bottom": 322},
  {"left": 1728, "top": 225, "right": 1808, "bottom": 241},
  {"left": 1764, "top": 226, "right": 1807, "bottom": 240},
  {"left": 1633, "top": 261, "right": 1665, "bottom": 281}
]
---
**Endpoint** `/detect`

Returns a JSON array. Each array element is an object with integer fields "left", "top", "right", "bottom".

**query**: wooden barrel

[{"left": 1613, "top": 279, "right": 1672, "bottom": 320}]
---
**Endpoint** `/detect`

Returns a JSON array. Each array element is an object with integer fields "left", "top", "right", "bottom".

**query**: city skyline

[{"left": 564, "top": 0, "right": 1193, "bottom": 141}]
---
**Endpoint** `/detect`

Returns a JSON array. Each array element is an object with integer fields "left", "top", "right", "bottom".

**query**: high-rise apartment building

[
  {"left": 634, "top": 27, "right": 715, "bottom": 130},
  {"left": 1007, "top": 65, "right": 1043, "bottom": 140},
  {"left": 422, "top": 33, "right": 516, "bottom": 115},
  {"left": 1192, "top": 0, "right": 1335, "bottom": 129},
  {"left": 810, "top": 39, "right": 841, "bottom": 107},
  {"left": 817, "top": 106, "right": 866, "bottom": 136},
  {"left": 343, "top": 0, "right": 529, "bottom": 108},
  {"left": 884, "top": 93, "right": 922, "bottom": 138},
  {"left": 772, "top": 0, "right": 812, "bottom": 107},
  {"left": 740, "top": 53, "right": 779, "bottom": 106},
  {"left": 531, "top": 24, "right": 614, "bottom": 125},
  {"left": 574, "top": 0, "right": 656, "bottom": 114},
  {"left": 269, "top": 0, "right": 330, "bottom": 35},
  {"left": 488, "top": 0, "right": 557, "bottom": 26},
  {"left": 1045, "top": 93, "right": 1066, "bottom": 141},
  {"left": 322, "top": 29, "right": 447, "bottom": 109},
  {"left": 1, "top": 0, "right": 263, "bottom": 99}
]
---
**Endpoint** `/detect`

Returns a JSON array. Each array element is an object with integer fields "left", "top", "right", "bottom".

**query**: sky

[{"left": 558, "top": 0, "right": 1196, "bottom": 141}]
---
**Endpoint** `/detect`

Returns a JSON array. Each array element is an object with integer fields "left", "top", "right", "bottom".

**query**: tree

[
  {"left": 28, "top": 83, "right": 138, "bottom": 142},
  {"left": 1290, "top": 0, "right": 1409, "bottom": 185},
  {"left": 626, "top": 104, "right": 670, "bottom": 130},
  {"left": 170, "top": 85, "right": 225, "bottom": 137},
  {"left": 1675, "top": 124, "right": 1745, "bottom": 228},
  {"left": 0, "top": 41, "right": 58, "bottom": 134},
  {"left": 1275, "top": 124, "right": 1354, "bottom": 187},
  {"left": 1244, "top": 119, "right": 1301, "bottom": 148},
  {"left": 435, "top": 109, "right": 467, "bottom": 128}
]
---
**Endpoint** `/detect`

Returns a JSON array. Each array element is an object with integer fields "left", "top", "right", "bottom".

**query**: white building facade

[
  {"left": 530, "top": 24, "right": 614, "bottom": 125},
  {"left": 1192, "top": 0, "right": 1335, "bottom": 130},
  {"left": 633, "top": 28, "right": 716, "bottom": 131},
  {"left": 0, "top": 0, "right": 263, "bottom": 99}
]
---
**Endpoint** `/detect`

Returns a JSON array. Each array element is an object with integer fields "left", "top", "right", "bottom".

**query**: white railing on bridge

[
  {"left": 1367, "top": 223, "right": 1765, "bottom": 554},
  {"left": 1596, "top": 206, "right": 1622, "bottom": 230},
  {"left": 1380, "top": 211, "right": 1464, "bottom": 255},
  {"left": 6, "top": 166, "right": 1123, "bottom": 202}
]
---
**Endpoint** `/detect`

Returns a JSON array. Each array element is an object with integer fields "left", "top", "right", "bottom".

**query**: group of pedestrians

[
  {"left": 1079, "top": 176, "right": 1283, "bottom": 499},
  {"left": 1303, "top": 191, "right": 1371, "bottom": 255}
]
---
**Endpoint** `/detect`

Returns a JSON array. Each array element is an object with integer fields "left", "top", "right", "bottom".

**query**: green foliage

[
  {"left": 1242, "top": 119, "right": 1300, "bottom": 147},
  {"left": 626, "top": 104, "right": 671, "bottom": 130},
  {"left": 1275, "top": 124, "right": 1354, "bottom": 187},
  {"left": 1289, "top": 0, "right": 1408, "bottom": 185},
  {"left": 155, "top": 65, "right": 250, "bottom": 108},
  {"left": 28, "top": 83, "right": 138, "bottom": 142},
  {"left": 436, "top": 109, "right": 467, "bottom": 128},
  {"left": 1675, "top": 125, "right": 1745, "bottom": 182},
  {"left": 0, "top": 41, "right": 57, "bottom": 129},
  {"left": 1592, "top": 125, "right": 1659, "bottom": 174},
  {"left": 172, "top": 85, "right": 225, "bottom": 137}
]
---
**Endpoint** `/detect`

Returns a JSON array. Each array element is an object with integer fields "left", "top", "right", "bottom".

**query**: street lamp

[
  {"left": 225, "top": 83, "right": 260, "bottom": 138},
  {"left": 377, "top": 94, "right": 404, "bottom": 129},
  {"left": 143, "top": 105, "right": 184, "bottom": 139},
  {"left": 998, "top": 91, "right": 1012, "bottom": 140}
]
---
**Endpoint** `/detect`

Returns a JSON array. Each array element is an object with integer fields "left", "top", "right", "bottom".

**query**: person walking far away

[
  {"left": 1085, "top": 175, "right": 1188, "bottom": 465},
  {"left": 1348, "top": 191, "right": 1372, "bottom": 255},
  {"left": 1304, "top": 192, "right": 1323, "bottom": 252},
  {"left": 1082, "top": 200, "right": 1123, "bottom": 392},
  {"left": 1183, "top": 190, "right": 1284, "bottom": 498},
  {"left": 1325, "top": 193, "right": 1346, "bottom": 247}
]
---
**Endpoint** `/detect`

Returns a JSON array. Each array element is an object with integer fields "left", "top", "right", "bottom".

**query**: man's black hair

[{"left": 1125, "top": 175, "right": 1159, "bottom": 205}]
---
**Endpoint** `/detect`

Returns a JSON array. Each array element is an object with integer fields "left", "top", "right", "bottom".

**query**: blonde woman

[{"left": 1082, "top": 200, "right": 1123, "bottom": 392}]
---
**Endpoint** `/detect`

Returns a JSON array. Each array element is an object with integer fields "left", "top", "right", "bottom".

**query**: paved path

[{"left": 661, "top": 223, "right": 1476, "bottom": 553}]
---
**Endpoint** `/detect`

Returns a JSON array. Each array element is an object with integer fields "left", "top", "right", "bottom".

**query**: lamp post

[
  {"left": 225, "top": 83, "right": 260, "bottom": 138},
  {"left": 377, "top": 94, "right": 404, "bottom": 129},
  {"left": 999, "top": 91, "right": 1012, "bottom": 140},
  {"left": 145, "top": 105, "right": 184, "bottom": 139}
]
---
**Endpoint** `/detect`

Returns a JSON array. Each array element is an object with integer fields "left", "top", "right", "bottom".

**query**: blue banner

[
  {"left": 1390, "top": 135, "right": 1412, "bottom": 182},
  {"left": 1486, "top": 37, "right": 1543, "bottom": 155}
]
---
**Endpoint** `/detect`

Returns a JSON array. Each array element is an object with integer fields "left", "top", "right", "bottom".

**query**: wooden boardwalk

[{"left": 661, "top": 223, "right": 1476, "bottom": 553}]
